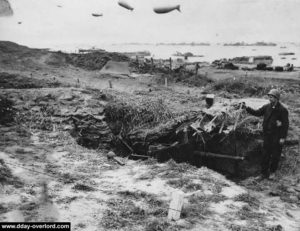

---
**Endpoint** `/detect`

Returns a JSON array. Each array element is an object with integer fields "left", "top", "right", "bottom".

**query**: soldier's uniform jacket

[{"left": 246, "top": 102, "right": 289, "bottom": 139}]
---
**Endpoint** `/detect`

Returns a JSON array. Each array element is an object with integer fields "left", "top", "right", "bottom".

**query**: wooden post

[
  {"left": 151, "top": 57, "right": 154, "bottom": 73},
  {"left": 165, "top": 77, "right": 168, "bottom": 87},
  {"left": 109, "top": 80, "right": 112, "bottom": 88},
  {"left": 298, "top": 135, "right": 300, "bottom": 156},
  {"left": 183, "top": 127, "right": 189, "bottom": 144},
  {"left": 168, "top": 190, "right": 184, "bottom": 221},
  {"left": 169, "top": 57, "right": 172, "bottom": 70}
]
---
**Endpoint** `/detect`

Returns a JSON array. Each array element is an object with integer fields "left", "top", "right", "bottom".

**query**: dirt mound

[
  {"left": 44, "top": 52, "right": 67, "bottom": 67},
  {"left": 0, "top": 72, "right": 61, "bottom": 89},
  {"left": 0, "top": 41, "right": 47, "bottom": 55},
  {"left": 0, "top": 95, "right": 14, "bottom": 125},
  {"left": 100, "top": 61, "right": 130, "bottom": 75},
  {"left": 0, "top": 41, "right": 50, "bottom": 69},
  {"left": 0, "top": 41, "right": 129, "bottom": 71},
  {"left": 1, "top": 88, "right": 114, "bottom": 148},
  {"left": 65, "top": 51, "right": 129, "bottom": 71}
]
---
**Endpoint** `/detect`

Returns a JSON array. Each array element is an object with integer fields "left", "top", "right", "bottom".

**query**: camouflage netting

[
  {"left": 104, "top": 95, "right": 264, "bottom": 177},
  {"left": 64, "top": 51, "right": 130, "bottom": 70},
  {"left": 104, "top": 91, "right": 175, "bottom": 135}
]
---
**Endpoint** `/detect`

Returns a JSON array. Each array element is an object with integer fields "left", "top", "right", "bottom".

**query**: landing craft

[
  {"left": 92, "top": 13, "right": 103, "bottom": 17},
  {"left": 153, "top": 5, "right": 180, "bottom": 14},
  {"left": 118, "top": 0, "right": 134, "bottom": 11}
]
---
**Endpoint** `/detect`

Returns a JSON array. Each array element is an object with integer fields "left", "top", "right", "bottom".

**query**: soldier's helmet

[{"left": 267, "top": 89, "right": 280, "bottom": 100}]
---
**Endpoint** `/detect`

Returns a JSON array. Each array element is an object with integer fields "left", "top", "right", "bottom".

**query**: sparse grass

[
  {"left": 206, "top": 77, "right": 271, "bottom": 97},
  {"left": 156, "top": 72, "right": 213, "bottom": 87},
  {"left": 166, "top": 177, "right": 192, "bottom": 190},
  {"left": 278, "top": 146, "right": 300, "bottom": 176},
  {"left": 0, "top": 95, "right": 15, "bottom": 124},
  {"left": 182, "top": 194, "right": 212, "bottom": 223},
  {"left": 189, "top": 194, "right": 227, "bottom": 204},
  {"left": 234, "top": 193, "right": 260, "bottom": 209},
  {"left": 237, "top": 205, "right": 264, "bottom": 220},
  {"left": 0, "top": 160, "right": 23, "bottom": 187},
  {"left": 0, "top": 72, "right": 61, "bottom": 89},
  {"left": 137, "top": 160, "right": 197, "bottom": 181},
  {"left": 101, "top": 198, "right": 155, "bottom": 230},
  {"left": 145, "top": 219, "right": 171, "bottom": 231},
  {"left": 226, "top": 223, "right": 283, "bottom": 231},
  {"left": 117, "top": 190, "right": 165, "bottom": 207},
  {"left": 72, "top": 183, "right": 96, "bottom": 191}
]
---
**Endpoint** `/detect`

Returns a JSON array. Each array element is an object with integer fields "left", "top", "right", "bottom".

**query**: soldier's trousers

[{"left": 262, "top": 134, "right": 283, "bottom": 177}]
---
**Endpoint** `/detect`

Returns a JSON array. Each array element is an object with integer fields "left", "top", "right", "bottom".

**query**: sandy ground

[
  {"left": 1, "top": 43, "right": 300, "bottom": 230},
  {"left": 1, "top": 128, "right": 299, "bottom": 230}
]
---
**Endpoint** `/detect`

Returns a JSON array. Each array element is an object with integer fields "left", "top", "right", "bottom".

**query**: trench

[
  {"left": 0, "top": 83, "right": 263, "bottom": 180},
  {"left": 69, "top": 99, "right": 264, "bottom": 179}
]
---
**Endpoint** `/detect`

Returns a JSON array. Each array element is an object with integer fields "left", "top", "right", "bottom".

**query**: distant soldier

[
  {"left": 195, "top": 63, "right": 200, "bottom": 75},
  {"left": 242, "top": 89, "right": 289, "bottom": 180}
]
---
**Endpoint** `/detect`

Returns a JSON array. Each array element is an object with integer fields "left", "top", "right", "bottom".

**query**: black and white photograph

[{"left": 0, "top": 0, "right": 300, "bottom": 230}]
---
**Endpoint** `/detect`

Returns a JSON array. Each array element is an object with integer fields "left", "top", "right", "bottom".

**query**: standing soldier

[
  {"left": 195, "top": 63, "right": 200, "bottom": 75},
  {"left": 243, "top": 89, "right": 289, "bottom": 180}
]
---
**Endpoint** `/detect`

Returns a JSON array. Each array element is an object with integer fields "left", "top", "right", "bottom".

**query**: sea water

[
  {"left": 103, "top": 43, "right": 300, "bottom": 67},
  {"left": 49, "top": 42, "right": 300, "bottom": 67}
]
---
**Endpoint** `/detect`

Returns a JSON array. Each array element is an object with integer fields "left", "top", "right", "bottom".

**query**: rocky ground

[{"left": 0, "top": 41, "right": 300, "bottom": 231}]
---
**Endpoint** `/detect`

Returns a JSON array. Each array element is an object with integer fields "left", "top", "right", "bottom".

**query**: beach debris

[
  {"left": 57, "top": 5, "right": 62, "bottom": 8},
  {"left": 92, "top": 13, "right": 103, "bottom": 17},
  {"left": 18, "top": 21, "right": 22, "bottom": 24},
  {"left": 153, "top": 5, "right": 180, "bottom": 14},
  {"left": 118, "top": 0, "right": 134, "bottom": 11}
]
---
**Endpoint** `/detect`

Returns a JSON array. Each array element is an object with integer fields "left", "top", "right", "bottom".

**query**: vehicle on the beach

[{"left": 230, "top": 56, "right": 273, "bottom": 66}]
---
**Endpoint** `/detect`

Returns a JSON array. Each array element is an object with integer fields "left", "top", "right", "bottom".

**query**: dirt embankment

[{"left": 0, "top": 41, "right": 300, "bottom": 230}]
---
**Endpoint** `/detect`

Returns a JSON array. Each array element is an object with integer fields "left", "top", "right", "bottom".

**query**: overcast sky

[{"left": 0, "top": 0, "right": 300, "bottom": 48}]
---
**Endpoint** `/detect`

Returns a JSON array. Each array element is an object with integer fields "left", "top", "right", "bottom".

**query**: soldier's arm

[{"left": 245, "top": 104, "right": 266, "bottom": 117}]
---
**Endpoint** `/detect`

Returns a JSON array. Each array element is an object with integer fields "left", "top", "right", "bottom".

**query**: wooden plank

[
  {"left": 194, "top": 151, "right": 244, "bottom": 160},
  {"left": 168, "top": 190, "right": 184, "bottom": 221},
  {"left": 148, "top": 141, "right": 179, "bottom": 154},
  {"left": 112, "top": 157, "right": 125, "bottom": 166}
]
